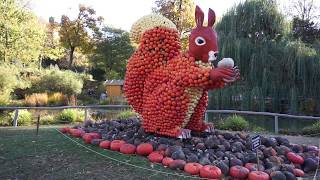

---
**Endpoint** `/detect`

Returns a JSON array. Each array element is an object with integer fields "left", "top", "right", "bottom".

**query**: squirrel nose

[{"left": 208, "top": 51, "right": 218, "bottom": 62}]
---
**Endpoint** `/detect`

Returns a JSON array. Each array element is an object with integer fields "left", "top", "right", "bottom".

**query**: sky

[
  {"left": 29, "top": 0, "right": 319, "bottom": 31},
  {"left": 29, "top": 0, "right": 245, "bottom": 30}
]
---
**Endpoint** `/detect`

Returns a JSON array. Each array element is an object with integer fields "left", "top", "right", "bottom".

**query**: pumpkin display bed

[{"left": 63, "top": 118, "right": 319, "bottom": 179}]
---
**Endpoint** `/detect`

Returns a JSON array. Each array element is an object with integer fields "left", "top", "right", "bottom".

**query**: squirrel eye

[{"left": 195, "top": 36, "right": 206, "bottom": 46}]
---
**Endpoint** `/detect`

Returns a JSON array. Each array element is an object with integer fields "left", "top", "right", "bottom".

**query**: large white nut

[{"left": 217, "top": 58, "right": 234, "bottom": 68}]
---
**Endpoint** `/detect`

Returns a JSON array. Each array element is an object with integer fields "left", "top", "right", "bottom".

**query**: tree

[
  {"left": 0, "top": 0, "right": 45, "bottom": 63},
  {"left": 59, "top": 5, "right": 103, "bottom": 68},
  {"left": 286, "top": 0, "right": 320, "bottom": 21},
  {"left": 208, "top": 0, "right": 320, "bottom": 115},
  {"left": 41, "top": 17, "right": 64, "bottom": 62},
  {"left": 90, "top": 27, "right": 134, "bottom": 81},
  {"left": 292, "top": 17, "right": 320, "bottom": 44},
  {"left": 285, "top": 0, "right": 320, "bottom": 45},
  {"left": 153, "top": 0, "right": 195, "bottom": 48},
  {"left": 216, "top": 0, "right": 288, "bottom": 43}
]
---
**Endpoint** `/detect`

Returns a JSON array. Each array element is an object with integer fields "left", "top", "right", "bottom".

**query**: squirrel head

[{"left": 188, "top": 6, "right": 218, "bottom": 63}]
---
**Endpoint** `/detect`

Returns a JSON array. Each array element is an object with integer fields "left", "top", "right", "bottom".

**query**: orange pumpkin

[
  {"left": 136, "top": 143, "right": 153, "bottom": 156},
  {"left": 60, "top": 127, "right": 70, "bottom": 133},
  {"left": 184, "top": 163, "right": 203, "bottom": 175},
  {"left": 70, "top": 129, "right": 84, "bottom": 137},
  {"left": 229, "top": 165, "right": 249, "bottom": 179},
  {"left": 248, "top": 171, "right": 269, "bottom": 180},
  {"left": 287, "top": 152, "right": 304, "bottom": 164},
  {"left": 199, "top": 165, "right": 222, "bottom": 179},
  {"left": 148, "top": 151, "right": 164, "bottom": 163},
  {"left": 99, "top": 140, "right": 111, "bottom": 149},
  {"left": 110, "top": 140, "right": 126, "bottom": 151},
  {"left": 120, "top": 144, "right": 136, "bottom": 154},
  {"left": 82, "top": 134, "right": 93, "bottom": 144},
  {"left": 293, "top": 168, "right": 304, "bottom": 177},
  {"left": 162, "top": 157, "right": 174, "bottom": 167}
]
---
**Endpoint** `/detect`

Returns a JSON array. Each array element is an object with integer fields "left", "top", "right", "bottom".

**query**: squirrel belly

[{"left": 140, "top": 53, "right": 224, "bottom": 137}]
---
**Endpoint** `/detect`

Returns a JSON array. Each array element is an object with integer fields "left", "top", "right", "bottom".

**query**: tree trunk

[{"left": 69, "top": 46, "right": 75, "bottom": 68}]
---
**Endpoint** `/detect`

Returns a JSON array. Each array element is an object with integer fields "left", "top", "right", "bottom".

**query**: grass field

[{"left": 0, "top": 126, "right": 193, "bottom": 180}]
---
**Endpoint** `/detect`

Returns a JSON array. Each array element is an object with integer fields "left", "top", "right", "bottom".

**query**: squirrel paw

[
  {"left": 204, "top": 123, "right": 215, "bottom": 133},
  {"left": 177, "top": 128, "right": 191, "bottom": 139}
]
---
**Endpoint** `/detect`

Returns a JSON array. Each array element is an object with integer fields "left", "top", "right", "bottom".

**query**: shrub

[
  {"left": 220, "top": 115, "right": 249, "bottom": 131},
  {"left": 32, "top": 67, "right": 87, "bottom": 96},
  {"left": 25, "top": 93, "right": 48, "bottom": 106},
  {"left": 40, "top": 115, "right": 55, "bottom": 125},
  {"left": 48, "top": 92, "right": 67, "bottom": 106},
  {"left": 0, "top": 112, "right": 12, "bottom": 126},
  {"left": 302, "top": 121, "right": 320, "bottom": 136},
  {"left": 115, "top": 110, "right": 138, "bottom": 120},
  {"left": 0, "top": 65, "right": 19, "bottom": 104},
  {"left": 56, "top": 109, "right": 85, "bottom": 124},
  {"left": 251, "top": 126, "right": 267, "bottom": 133},
  {"left": 10, "top": 110, "right": 32, "bottom": 126}
]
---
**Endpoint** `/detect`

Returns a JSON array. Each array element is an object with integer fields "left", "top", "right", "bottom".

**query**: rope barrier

[{"left": 54, "top": 128, "right": 209, "bottom": 180}]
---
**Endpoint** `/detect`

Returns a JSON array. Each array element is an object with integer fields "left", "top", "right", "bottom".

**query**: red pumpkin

[
  {"left": 148, "top": 151, "right": 164, "bottom": 163},
  {"left": 71, "top": 129, "right": 84, "bottom": 137},
  {"left": 162, "top": 157, "right": 174, "bottom": 167},
  {"left": 200, "top": 165, "right": 222, "bottom": 179},
  {"left": 136, "top": 143, "right": 153, "bottom": 156},
  {"left": 68, "top": 128, "right": 76, "bottom": 134},
  {"left": 60, "top": 127, "right": 70, "bottom": 133},
  {"left": 110, "top": 140, "right": 126, "bottom": 151},
  {"left": 169, "top": 159, "right": 186, "bottom": 170},
  {"left": 184, "top": 163, "right": 203, "bottom": 175},
  {"left": 248, "top": 171, "right": 269, "bottom": 180},
  {"left": 287, "top": 152, "right": 304, "bottom": 164},
  {"left": 82, "top": 134, "right": 93, "bottom": 144},
  {"left": 120, "top": 144, "right": 136, "bottom": 154},
  {"left": 229, "top": 165, "right": 249, "bottom": 179},
  {"left": 293, "top": 168, "right": 304, "bottom": 177},
  {"left": 99, "top": 140, "right": 111, "bottom": 149}
]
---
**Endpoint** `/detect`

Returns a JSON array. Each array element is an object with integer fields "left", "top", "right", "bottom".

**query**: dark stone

[
  {"left": 230, "top": 158, "right": 243, "bottom": 166},
  {"left": 270, "top": 171, "right": 286, "bottom": 180},
  {"left": 195, "top": 143, "right": 206, "bottom": 151},
  {"left": 216, "top": 161, "right": 229, "bottom": 176},
  {"left": 186, "top": 153, "right": 199, "bottom": 163},
  {"left": 204, "top": 136, "right": 220, "bottom": 149},
  {"left": 199, "top": 156, "right": 211, "bottom": 165},
  {"left": 283, "top": 171, "right": 297, "bottom": 180},
  {"left": 223, "top": 132, "right": 233, "bottom": 140},
  {"left": 243, "top": 152, "right": 257, "bottom": 164},
  {"left": 275, "top": 137, "right": 289, "bottom": 146},
  {"left": 303, "top": 158, "right": 318, "bottom": 173},
  {"left": 171, "top": 150, "right": 186, "bottom": 161},
  {"left": 165, "top": 145, "right": 182, "bottom": 157}
]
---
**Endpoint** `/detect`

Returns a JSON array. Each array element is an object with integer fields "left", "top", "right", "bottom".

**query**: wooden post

[
  {"left": 204, "top": 111, "right": 208, "bottom": 123},
  {"left": 13, "top": 109, "right": 19, "bottom": 127},
  {"left": 274, "top": 115, "right": 279, "bottom": 134},
  {"left": 36, "top": 114, "right": 40, "bottom": 135},
  {"left": 84, "top": 108, "right": 88, "bottom": 121}
]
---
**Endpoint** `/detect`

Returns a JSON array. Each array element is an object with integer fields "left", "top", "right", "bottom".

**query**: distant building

[{"left": 104, "top": 80, "right": 124, "bottom": 97}]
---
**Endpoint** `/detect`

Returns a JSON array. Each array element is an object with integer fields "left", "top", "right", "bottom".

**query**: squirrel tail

[{"left": 124, "top": 27, "right": 181, "bottom": 114}]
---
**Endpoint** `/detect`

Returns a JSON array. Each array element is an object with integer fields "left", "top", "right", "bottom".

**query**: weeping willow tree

[{"left": 209, "top": 0, "right": 320, "bottom": 115}]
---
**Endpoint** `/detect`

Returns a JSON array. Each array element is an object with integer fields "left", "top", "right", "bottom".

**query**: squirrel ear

[
  {"left": 195, "top": 5, "right": 204, "bottom": 27},
  {"left": 208, "top": 8, "right": 216, "bottom": 27}
]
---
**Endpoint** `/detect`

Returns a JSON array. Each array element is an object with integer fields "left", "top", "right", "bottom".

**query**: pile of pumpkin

[{"left": 61, "top": 119, "right": 319, "bottom": 179}]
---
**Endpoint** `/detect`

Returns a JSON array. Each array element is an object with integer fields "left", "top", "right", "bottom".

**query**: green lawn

[{"left": 0, "top": 126, "right": 193, "bottom": 180}]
